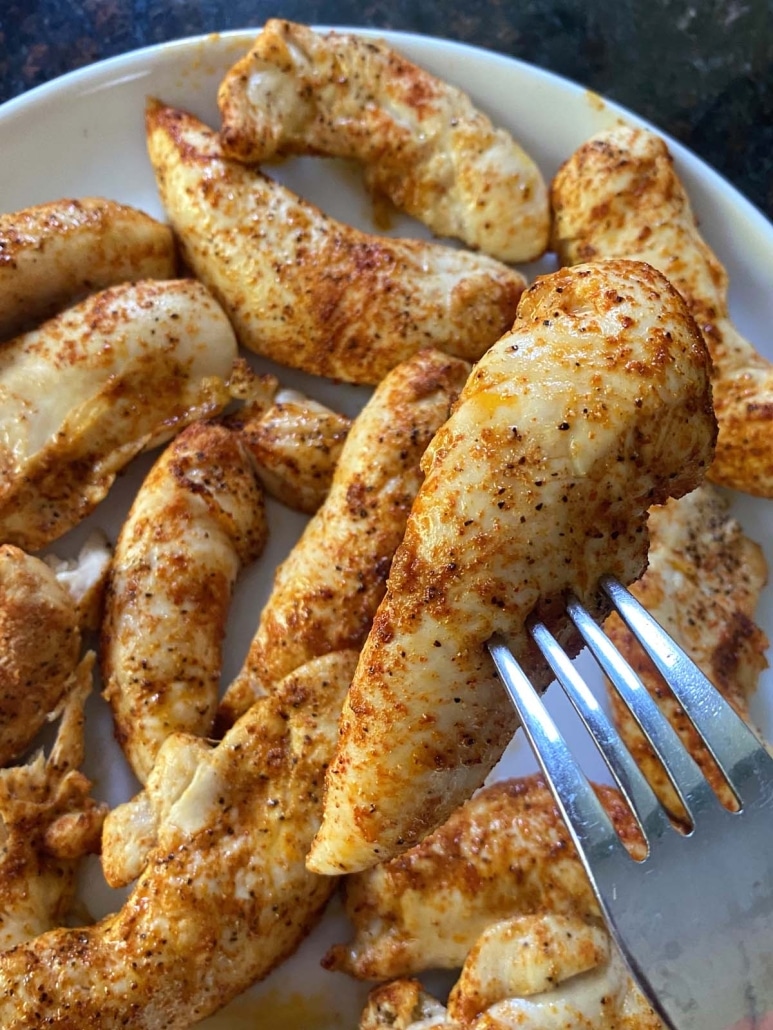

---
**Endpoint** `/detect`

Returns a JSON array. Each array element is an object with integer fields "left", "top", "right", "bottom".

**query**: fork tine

[
  {"left": 487, "top": 634, "right": 630, "bottom": 871},
  {"left": 600, "top": 575, "right": 773, "bottom": 803},
  {"left": 565, "top": 593, "right": 719, "bottom": 822},
  {"left": 530, "top": 619, "right": 671, "bottom": 846}
]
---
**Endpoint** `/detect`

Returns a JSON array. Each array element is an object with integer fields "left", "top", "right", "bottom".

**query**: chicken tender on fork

[
  {"left": 218, "top": 19, "right": 549, "bottom": 263},
  {"left": 551, "top": 124, "right": 773, "bottom": 497},
  {"left": 309, "top": 258, "right": 716, "bottom": 874},
  {"left": 145, "top": 100, "right": 525, "bottom": 386}
]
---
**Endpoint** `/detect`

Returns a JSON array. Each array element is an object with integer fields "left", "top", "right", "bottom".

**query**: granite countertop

[{"left": 0, "top": 0, "right": 771, "bottom": 220}]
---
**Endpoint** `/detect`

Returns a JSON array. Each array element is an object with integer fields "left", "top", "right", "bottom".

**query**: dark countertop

[{"left": 1, "top": 0, "right": 771, "bottom": 220}]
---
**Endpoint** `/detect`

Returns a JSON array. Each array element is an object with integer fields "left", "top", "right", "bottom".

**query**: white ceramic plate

[{"left": 1, "top": 29, "right": 771, "bottom": 1029}]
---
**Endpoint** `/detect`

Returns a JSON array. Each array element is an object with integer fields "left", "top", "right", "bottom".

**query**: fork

[{"left": 488, "top": 574, "right": 773, "bottom": 1030}]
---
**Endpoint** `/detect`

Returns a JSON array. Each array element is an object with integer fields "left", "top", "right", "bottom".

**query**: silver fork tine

[
  {"left": 600, "top": 574, "right": 773, "bottom": 801},
  {"left": 530, "top": 619, "right": 671, "bottom": 845},
  {"left": 566, "top": 593, "right": 720, "bottom": 821},
  {"left": 488, "top": 634, "right": 631, "bottom": 867}
]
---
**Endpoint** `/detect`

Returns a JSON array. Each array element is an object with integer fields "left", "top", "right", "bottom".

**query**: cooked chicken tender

[
  {"left": 309, "top": 259, "right": 716, "bottom": 874},
  {"left": 551, "top": 125, "right": 773, "bottom": 497},
  {"left": 360, "top": 917, "right": 660, "bottom": 1030},
  {"left": 218, "top": 20, "right": 549, "bottom": 263},
  {"left": 0, "top": 197, "right": 176, "bottom": 341},
  {"left": 0, "top": 651, "right": 356, "bottom": 1029},
  {"left": 0, "top": 278, "right": 237, "bottom": 550},
  {"left": 0, "top": 654, "right": 106, "bottom": 950},
  {"left": 145, "top": 100, "right": 525, "bottom": 386},
  {"left": 324, "top": 776, "right": 641, "bottom": 980},
  {"left": 605, "top": 484, "right": 769, "bottom": 816},
  {"left": 43, "top": 530, "right": 112, "bottom": 632},
  {"left": 101, "top": 421, "right": 268, "bottom": 784},
  {"left": 227, "top": 388, "right": 351, "bottom": 513},
  {"left": 217, "top": 349, "right": 470, "bottom": 731},
  {"left": 0, "top": 545, "right": 81, "bottom": 767}
]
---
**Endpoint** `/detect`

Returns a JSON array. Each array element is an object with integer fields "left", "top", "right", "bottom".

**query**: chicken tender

[
  {"left": 43, "top": 530, "right": 113, "bottom": 632},
  {"left": 227, "top": 387, "right": 351, "bottom": 514},
  {"left": 604, "top": 484, "right": 769, "bottom": 816},
  {"left": 360, "top": 917, "right": 660, "bottom": 1030},
  {"left": 551, "top": 125, "right": 773, "bottom": 497},
  {"left": 324, "top": 776, "right": 641, "bottom": 980},
  {"left": 218, "top": 20, "right": 549, "bottom": 263},
  {"left": 0, "top": 278, "right": 237, "bottom": 550},
  {"left": 0, "top": 545, "right": 81, "bottom": 766},
  {"left": 101, "top": 421, "right": 268, "bottom": 784},
  {"left": 0, "top": 654, "right": 106, "bottom": 950},
  {"left": 0, "top": 197, "right": 176, "bottom": 341},
  {"left": 217, "top": 349, "right": 470, "bottom": 731},
  {"left": 145, "top": 100, "right": 525, "bottom": 386},
  {"left": 309, "top": 259, "right": 716, "bottom": 874},
  {"left": 0, "top": 651, "right": 357, "bottom": 1029}
]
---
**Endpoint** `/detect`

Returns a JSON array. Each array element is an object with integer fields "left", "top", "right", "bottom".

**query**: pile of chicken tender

[{"left": 0, "top": 19, "right": 770, "bottom": 1030}]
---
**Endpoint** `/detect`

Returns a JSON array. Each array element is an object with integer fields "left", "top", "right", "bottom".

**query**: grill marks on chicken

[
  {"left": 145, "top": 100, "right": 525, "bottom": 386},
  {"left": 309, "top": 259, "right": 716, "bottom": 875},
  {"left": 0, "top": 197, "right": 176, "bottom": 342},
  {"left": 0, "top": 278, "right": 237, "bottom": 550},
  {"left": 218, "top": 19, "right": 549, "bottom": 263},
  {"left": 217, "top": 348, "right": 470, "bottom": 731},
  {"left": 101, "top": 421, "right": 268, "bottom": 784},
  {"left": 551, "top": 125, "right": 773, "bottom": 498}
]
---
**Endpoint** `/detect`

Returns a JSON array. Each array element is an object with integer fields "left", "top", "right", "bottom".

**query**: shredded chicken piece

[
  {"left": 308, "top": 259, "right": 716, "bottom": 874},
  {"left": 43, "top": 530, "right": 112, "bottom": 633},
  {"left": 0, "top": 278, "right": 237, "bottom": 550},
  {"left": 227, "top": 388, "right": 351, "bottom": 514},
  {"left": 145, "top": 100, "right": 525, "bottom": 386},
  {"left": 217, "top": 20, "right": 549, "bottom": 263},
  {"left": 217, "top": 348, "right": 470, "bottom": 731},
  {"left": 550, "top": 124, "right": 773, "bottom": 497},
  {"left": 0, "top": 545, "right": 81, "bottom": 766},
  {"left": 101, "top": 421, "right": 268, "bottom": 783},
  {"left": 324, "top": 775, "right": 641, "bottom": 980},
  {"left": 605, "top": 484, "right": 769, "bottom": 816},
  {"left": 0, "top": 650, "right": 358, "bottom": 1028},
  {"left": 0, "top": 197, "right": 176, "bottom": 341},
  {"left": 0, "top": 654, "right": 106, "bottom": 950}
]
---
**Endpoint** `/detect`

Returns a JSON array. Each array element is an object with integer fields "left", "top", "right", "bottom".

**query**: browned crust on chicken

[
  {"left": 551, "top": 125, "right": 773, "bottom": 497},
  {"left": 101, "top": 421, "right": 268, "bottom": 783},
  {"left": 145, "top": 99, "right": 525, "bottom": 386},
  {"left": 0, "top": 546, "right": 81, "bottom": 767},
  {"left": 605, "top": 485, "right": 769, "bottom": 816},
  {"left": 0, "top": 197, "right": 176, "bottom": 341},
  {"left": 217, "top": 349, "right": 470, "bottom": 731},
  {"left": 218, "top": 20, "right": 549, "bottom": 263}
]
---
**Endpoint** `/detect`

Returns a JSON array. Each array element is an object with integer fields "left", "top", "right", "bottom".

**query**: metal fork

[{"left": 488, "top": 574, "right": 773, "bottom": 1030}]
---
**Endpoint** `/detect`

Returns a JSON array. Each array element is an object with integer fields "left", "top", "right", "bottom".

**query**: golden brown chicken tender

[{"left": 309, "top": 259, "right": 716, "bottom": 874}]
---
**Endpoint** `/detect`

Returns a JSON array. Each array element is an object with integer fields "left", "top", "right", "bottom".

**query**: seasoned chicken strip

[
  {"left": 0, "top": 651, "right": 357, "bottom": 1029},
  {"left": 101, "top": 421, "right": 268, "bottom": 784},
  {"left": 0, "top": 197, "right": 176, "bottom": 341},
  {"left": 309, "top": 259, "right": 716, "bottom": 874},
  {"left": 146, "top": 100, "right": 525, "bottom": 386},
  {"left": 605, "top": 484, "right": 769, "bottom": 816},
  {"left": 217, "top": 349, "right": 470, "bottom": 731},
  {"left": 0, "top": 654, "right": 106, "bottom": 950},
  {"left": 0, "top": 546, "right": 80, "bottom": 766},
  {"left": 218, "top": 20, "right": 549, "bottom": 263},
  {"left": 360, "top": 918, "right": 660, "bottom": 1030},
  {"left": 324, "top": 776, "right": 641, "bottom": 980},
  {"left": 551, "top": 125, "right": 773, "bottom": 497},
  {"left": 0, "top": 278, "right": 237, "bottom": 550},
  {"left": 227, "top": 387, "right": 351, "bottom": 514}
]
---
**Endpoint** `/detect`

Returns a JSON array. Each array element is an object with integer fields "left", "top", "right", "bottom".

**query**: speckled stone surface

[{"left": 0, "top": 0, "right": 771, "bottom": 218}]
